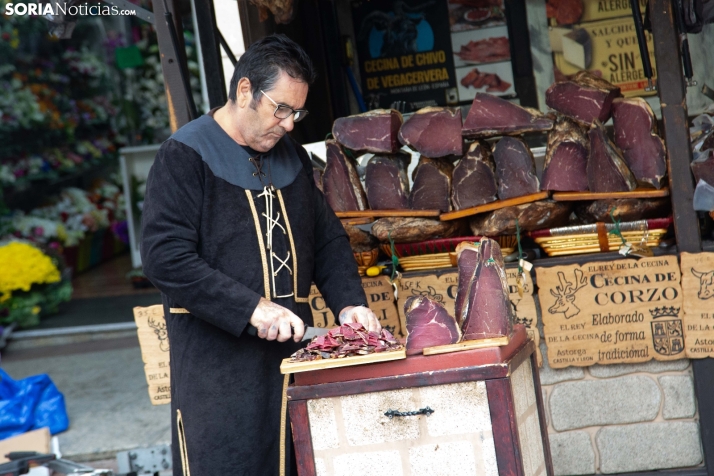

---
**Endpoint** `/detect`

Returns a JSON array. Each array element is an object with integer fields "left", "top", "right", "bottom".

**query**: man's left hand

[{"left": 338, "top": 306, "right": 381, "bottom": 333}]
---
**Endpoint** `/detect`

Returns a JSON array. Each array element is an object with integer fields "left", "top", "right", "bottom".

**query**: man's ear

[{"left": 236, "top": 77, "right": 252, "bottom": 108}]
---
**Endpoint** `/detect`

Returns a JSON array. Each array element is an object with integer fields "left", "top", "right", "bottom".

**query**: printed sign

[
  {"left": 309, "top": 276, "right": 404, "bottom": 338},
  {"left": 680, "top": 253, "right": 714, "bottom": 358},
  {"left": 351, "top": 0, "right": 457, "bottom": 109},
  {"left": 133, "top": 305, "right": 171, "bottom": 406},
  {"left": 536, "top": 256, "right": 685, "bottom": 368},
  {"left": 578, "top": 0, "right": 648, "bottom": 24},
  {"left": 395, "top": 268, "right": 541, "bottom": 363}
]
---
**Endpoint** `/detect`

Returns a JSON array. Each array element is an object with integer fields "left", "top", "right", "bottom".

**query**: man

[{"left": 141, "top": 34, "right": 380, "bottom": 476}]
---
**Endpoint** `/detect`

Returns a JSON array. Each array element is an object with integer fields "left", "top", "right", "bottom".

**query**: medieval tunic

[{"left": 140, "top": 113, "right": 367, "bottom": 476}]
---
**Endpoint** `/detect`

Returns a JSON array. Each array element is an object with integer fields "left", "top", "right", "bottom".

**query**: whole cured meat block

[
  {"left": 545, "top": 71, "right": 622, "bottom": 125},
  {"left": 460, "top": 238, "right": 513, "bottom": 340},
  {"left": 470, "top": 200, "right": 572, "bottom": 235},
  {"left": 332, "top": 109, "right": 403, "bottom": 154},
  {"left": 462, "top": 93, "right": 553, "bottom": 139},
  {"left": 398, "top": 107, "right": 463, "bottom": 158},
  {"left": 451, "top": 141, "right": 498, "bottom": 209},
  {"left": 364, "top": 153, "right": 411, "bottom": 210},
  {"left": 454, "top": 241, "right": 480, "bottom": 326},
  {"left": 576, "top": 197, "right": 671, "bottom": 223},
  {"left": 404, "top": 295, "right": 461, "bottom": 355},
  {"left": 322, "top": 139, "right": 369, "bottom": 212},
  {"left": 313, "top": 168, "right": 324, "bottom": 192},
  {"left": 409, "top": 157, "right": 454, "bottom": 211},
  {"left": 587, "top": 120, "right": 637, "bottom": 193},
  {"left": 493, "top": 136, "right": 540, "bottom": 200},
  {"left": 611, "top": 98, "right": 667, "bottom": 189},
  {"left": 342, "top": 223, "right": 378, "bottom": 253},
  {"left": 371, "top": 217, "right": 462, "bottom": 244},
  {"left": 541, "top": 116, "right": 589, "bottom": 192},
  {"left": 691, "top": 150, "right": 714, "bottom": 185}
]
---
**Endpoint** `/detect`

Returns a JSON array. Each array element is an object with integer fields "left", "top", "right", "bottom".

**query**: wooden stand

[
  {"left": 335, "top": 210, "right": 441, "bottom": 218},
  {"left": 288, "top": 326, "right": 553, "bottom": 476},
  {"left": 551, "top": 187, "right": 670, "bottom": 201},
  {"left": 439, "top": 191, "right": 550, "bottom": 221}
]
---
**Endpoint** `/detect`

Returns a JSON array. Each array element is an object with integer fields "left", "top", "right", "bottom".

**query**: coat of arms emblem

[{"left": 650, "top": 306, "right": 684, "bottom": 356}]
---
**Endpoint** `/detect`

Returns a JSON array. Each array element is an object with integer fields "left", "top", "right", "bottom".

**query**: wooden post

[{"left": 153, "top": 0, "right": 193, "bottom": 131}]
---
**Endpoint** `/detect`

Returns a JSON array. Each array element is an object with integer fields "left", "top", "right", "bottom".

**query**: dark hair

[{"left": 228, "top": 34, "right": 316, "bottom": 104}]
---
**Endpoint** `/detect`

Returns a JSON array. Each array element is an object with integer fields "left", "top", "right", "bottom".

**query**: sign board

[
  {"left": 394, "top": 268, "right": 541, "bottom": 364},
  {"left": 134, "top": 305, "right": 171, "bottom": 406},
  {"left": 536, "top": 256, "right": 684, "bottom": 368},
  {"left": 578, "top": 0, "right": 648, "bottom": 23},
  {"left": 351, "top": 0, "right": 457, "bottom": 109},
  {"left": 680, "top": 253, "right": 714, "bottom": 358},
  {"left": 309, "top": 276, "right": 404, "bottom": 338}
]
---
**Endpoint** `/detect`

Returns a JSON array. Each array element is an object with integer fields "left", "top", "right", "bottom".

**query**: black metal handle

[
  {"left": 631, "top": 0, "right": 656, "bottom": 90},
  {"left": 384, "top": 407, "right": 434, "bottom": 419}
]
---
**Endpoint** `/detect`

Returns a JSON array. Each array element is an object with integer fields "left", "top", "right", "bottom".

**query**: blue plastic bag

[{"left": 0, "top": 368, "right": 69, "bottom": 440}]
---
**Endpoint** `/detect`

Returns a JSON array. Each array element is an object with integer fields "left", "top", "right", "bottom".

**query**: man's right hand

[{"left": 249, "top": 298, "right": 305, "bottom": 342}]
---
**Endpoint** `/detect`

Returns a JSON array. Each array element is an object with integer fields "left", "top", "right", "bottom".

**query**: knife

[{"left": 246, "top": 325, "right": 330, "bottom": 342}]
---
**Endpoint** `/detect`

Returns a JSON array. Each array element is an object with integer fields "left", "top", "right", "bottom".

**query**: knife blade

[{"left": 246, "top": 325, "right": 330, "bottom": 342}]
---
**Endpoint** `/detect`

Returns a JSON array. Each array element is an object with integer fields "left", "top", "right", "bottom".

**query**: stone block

[
  {"left": 549, "top": 376, "right": 659, "bottom": 430},
  {"left": 333, "top": 450, "right": 404, "bottom": 476},
  {"left": 341, "top": 389, "right": 421, "bottom": 446},
  {"left": 589, "top": 359, "right": 689, "bottom": 378},
  {"left": 596, "top": 422, "right": 702, "bottom": 474},
  {"left": 548, "top": 431, "right": 595, "bottom": 476},
  {"left": 659, "top": 375, "right": 696, "bottom": 419},
  {"left": 307, "top": 399, "right": 340, "bottom": 450},
  {"left": 409, "top": 441, "right": 481, "bottom": 476},
  {"left": 315, "top": 458, "right": 328, "bottom": 476},
  {"left": 539, "top": 343, "right": 585, "bottom": 385},
  {"left": 419, "top": 382, "right": 493, "bottom": 437}
]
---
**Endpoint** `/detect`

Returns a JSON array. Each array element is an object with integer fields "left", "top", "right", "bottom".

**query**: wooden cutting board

[
  {"left": 280, "top": 349, "right": 407, "bottom": 374},
  {"left": 422, "top": 335, "right": 510, "bottom": 356}
]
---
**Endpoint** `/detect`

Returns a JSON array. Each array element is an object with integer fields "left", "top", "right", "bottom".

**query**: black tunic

[{"left": 141, "top": 114, "right": 366, "bottom": 476}]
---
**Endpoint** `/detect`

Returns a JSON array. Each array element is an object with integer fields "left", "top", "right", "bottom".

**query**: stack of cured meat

[{"left": 403, "top": 238, "right": 513, "bottom": 354}]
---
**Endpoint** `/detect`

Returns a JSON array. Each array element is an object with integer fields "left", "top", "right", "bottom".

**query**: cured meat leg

[
  {"left": 451, "top": 141, "right": 498, "bottom": 209},
  {"left": 611, "top": 98, "right": 667, "bottom": 189},
  {"left": 463, "top": 93, "right": 553, "bottom": 139},
  {"left": 398, "top": 107, "right": 463, "bottom": 158},
  {"left": 469, "top": 200, "right": 572, "bottom": 235},
  {"left": 364, "top": 153, "right": 411, "bottom": 210},
  {"left": 493, "top": 136, "right": 540, "bottom": 200},
  {"left": 322, "top": 139, "right": 369, "bottom": 212},
  {"left": 371, "top": 217, "right": 462, "bottom": 243},
  {"left": 587, "top": 120, "right": 637, "bottom": 193},
  {"left": 333, "top": 109, "right": 403, "bottom": 154},
  {"left": 409, "top": 157, "right": 454, "bottom": 211},
  {"left": 546, "top": 71, "right": 622, "bottom": 126},
  {"left": 541, "top": 116, "right": 590, "bottom": 192},
  {"left": 405, "top": 295, "right": 461, "bottom": 355},
  {"left": 454, "top": 241, "right": 480, "bottom": 326}
]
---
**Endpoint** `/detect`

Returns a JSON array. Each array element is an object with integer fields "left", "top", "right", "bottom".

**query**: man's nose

[{"left": 278, "top": 115, "right": 296, "bottom": 132}]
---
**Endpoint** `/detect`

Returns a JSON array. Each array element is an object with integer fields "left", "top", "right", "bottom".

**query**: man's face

[{"left": 236, "top": 71, "right": 309, "bottom": 153}]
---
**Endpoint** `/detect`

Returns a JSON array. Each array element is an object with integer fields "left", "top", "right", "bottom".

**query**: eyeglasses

[{"left": 260, "top": 90, "right": 309, "bottom": 123}]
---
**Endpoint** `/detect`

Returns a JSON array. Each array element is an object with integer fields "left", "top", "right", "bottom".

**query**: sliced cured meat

[
  {"left": 691, "top": 150, "right": 714, "bottom": 185},
  {"left": 371, "top": 217, "right": 462, "bottom": 243},
  {"left": 575, "top": 197, "right": 671, "bottom": 223},
  {"left": 460, "top": 238, "right": 513, "bottom": 340},
  {"left": 332, "top": 109, "right": 403, "bottom": 154},
  {"left": 611, "top": 98, "right": 667, "bottom": 189},
  {"left": 462, "top": 93, "right": 554, "bottom": 139},
  {"left": 469, "top": 200, "right": 572, "bottom": 235},
  {"left": 541, "top": 116, "right": 589, "bottom": 192},
  {"left": 451, "top": 141, "right": 498, "bottom": 209},
  {"left": 322, "top": 139, "right": 368, "bottom": 212},
  {"left": 409, "top": 157, "right": 454, "bottom": 211},
  {"left": 404, "top": 295, "right": 461, "bottom": 355},
  {"left": 364, "top": 153, "right": 411, "bottom": 210},
  {"left": 587, "top": 120, "right": 637, "bottom": 193},
  {"left": 313, "top": 168, "right": 324, "bottom": 192},
  {"left": 342, "top": 223, "right": 378, "bottom": 253},
  {"left": 398, "top": 107, "right": 463, "bottom": 158},
  {"left": 545, "top": 71, "right": 622, "bottom": 125},
  {"left": 493, "top": 136, "right": 540, "bottom": 200},
  {"left": 460, "top": 69, "right": 511, "bottom": 92},
  {"left": 456, "top": 37, "right": 511, "bottom": 63},
  {"left": 454, "top": 241, "right": 480, "bottom": 326}
]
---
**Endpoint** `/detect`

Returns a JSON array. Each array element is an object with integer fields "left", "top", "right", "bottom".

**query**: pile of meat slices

[
  {"left": 457, "top": 37, "right": 510, "bottom": 63},
  {"left": 290, "top": 322, "right": 403, "bottom": 362}
]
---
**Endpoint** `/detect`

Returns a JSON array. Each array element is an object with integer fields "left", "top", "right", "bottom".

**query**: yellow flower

[
  {"left": 32, "top": 306, "right": 41, "bottom": 314},
  {"left": 0, "top": 242, "right": 61, "bottom": 301}
]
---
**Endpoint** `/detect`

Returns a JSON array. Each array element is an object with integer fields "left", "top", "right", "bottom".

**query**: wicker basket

[
  {"left": 395, "top": 247, "right": 516, "bottom": 272},
  {"left": 534, "top": 229, "right": 668, "bottom": 257}
]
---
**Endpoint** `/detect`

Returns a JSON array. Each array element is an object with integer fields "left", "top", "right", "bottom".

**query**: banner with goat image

[
  {"left": 680, "top": 252, "right": 714, "bottom": 358},
  {"left": 536, "top": 256, "right": 684, "bottom": 368}
]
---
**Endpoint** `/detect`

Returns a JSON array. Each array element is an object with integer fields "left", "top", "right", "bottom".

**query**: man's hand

[
  {"left": 249, "top": 298, "right": 305, "bottom": 342},
  {"left": 338, "top": 305, "right": 381, "bottom": 333}
]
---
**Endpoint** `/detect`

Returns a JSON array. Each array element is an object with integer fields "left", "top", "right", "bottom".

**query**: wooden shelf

[
  {"left": 340, "top": 217, "right": 374, "bottom": 226},
  {"left": 280, "top": 349, "right": 406, "bottom": 374},
  {"left": 423, "top": 335, "right": 510, "bottom": 355},
  {"left": 552, "top": 187, "right": 670, "bottom": 202},
  {"left": 335, "top": 210, "right": 441, "bottom": 218},
  {"left": 439, "top": 191, "right": 550, "bottom": 221}
]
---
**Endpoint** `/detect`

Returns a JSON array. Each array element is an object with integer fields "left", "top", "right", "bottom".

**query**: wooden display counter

[{"left": 287, "top": 326, "right": 553, "bottom": 476}]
